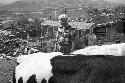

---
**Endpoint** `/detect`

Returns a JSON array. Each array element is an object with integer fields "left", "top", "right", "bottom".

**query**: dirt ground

[{"left": 0, "top": 58, "right": 17, "bottom": 83}]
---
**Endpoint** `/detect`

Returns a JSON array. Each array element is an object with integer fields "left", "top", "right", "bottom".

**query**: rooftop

[{"left": 41, "top": 20, "right": 95, "bottom": 30}]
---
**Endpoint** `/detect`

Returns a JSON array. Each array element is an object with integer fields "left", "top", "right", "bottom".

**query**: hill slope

[{"left": 1, "top": 0, "right": 118, "bottom": 11}]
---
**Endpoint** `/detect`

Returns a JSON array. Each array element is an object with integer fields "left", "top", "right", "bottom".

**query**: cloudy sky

[
  {"left": 106, "top": 0, "right": 125, "bottom": 3},
  {"left": 0, "top": 0, "right": 18, "bottom": 4},
  {"left": 0, "top": 0, "right": 125, "bottom": 4}
]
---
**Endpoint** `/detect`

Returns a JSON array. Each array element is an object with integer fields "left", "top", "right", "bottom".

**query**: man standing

[
  {"left": 88, "top": 32, "right": 97, "bottom": 46},
  {"left": 54, "top": 14, "right": 75, "bottom": 54},
  {"left": 47, "top": 39, "right": 53, "bottom": 52}
]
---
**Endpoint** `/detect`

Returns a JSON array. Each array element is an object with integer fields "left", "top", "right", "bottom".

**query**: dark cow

[{"left": 49, "top": 55, "right": 125, "bottom": 83}]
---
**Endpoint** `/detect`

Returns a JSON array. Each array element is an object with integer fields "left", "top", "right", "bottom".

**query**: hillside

[
  {"left": 0, "top": 4, "right": 5, "bottom": 10},
  {"left": 1, "top": 0, "right": 118, "bottom": 12},
  {"left": 2, "top": 1, "right": 32, "bottom": 11}
]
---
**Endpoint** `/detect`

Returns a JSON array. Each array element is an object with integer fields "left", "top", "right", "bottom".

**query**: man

[
  {"left": 47, "top": 39, "right": 53, "bottom": 52},
  {"left": 88, "top": 31, "right": 97, "bottom": 46},
  {"left": 54, "top": 14, "right": 75, "bottom": 54}
]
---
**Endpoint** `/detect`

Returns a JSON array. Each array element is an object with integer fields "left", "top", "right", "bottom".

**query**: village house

[
  {"left": 92, "top": 15, "right": 125, "bottom": 44},
  {"left": 41, "top": 20, "right": 95, "bottom": 51},
  {"left": 41, "top": 20, "right": 95, "bottom": 38},
  {"left": 94, "top": 22, "right": 116, "bottom": 42}
]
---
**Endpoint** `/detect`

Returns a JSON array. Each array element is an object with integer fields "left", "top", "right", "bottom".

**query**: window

[{"left": 94, "top": 26, "right": 106, "bottom": 36}]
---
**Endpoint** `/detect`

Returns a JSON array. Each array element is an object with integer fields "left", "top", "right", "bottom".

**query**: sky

[
  {"left": 106, "top": 0, "right": 125, "bottom": 3},
  {"left": 0, "top": 0, "right": 125, "bottom": 4},
  {"left": 0, "top": 0, "right": 18, "bottom": 4}
]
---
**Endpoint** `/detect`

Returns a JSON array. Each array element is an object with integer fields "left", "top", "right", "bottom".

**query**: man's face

[{"left": 59, "top": 18, "right": 68, "bottom": 25}]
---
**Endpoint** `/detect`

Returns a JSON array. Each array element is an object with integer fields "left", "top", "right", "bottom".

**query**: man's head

[{"left": 58, "top": 14, "right": 68, "bottom": 25}]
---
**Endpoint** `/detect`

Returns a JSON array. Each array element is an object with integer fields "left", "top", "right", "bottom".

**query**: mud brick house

[
  {"left": 41, "top": 20, "right": 95, "bottom": 39},
  {"left": 92, "top": 15, "right": 121, "bottom": 42},
  {"left": 94, "top": 22, "right": 116, "bottom": 42},
  {"left": 41, "top": 20, "right": 95, "bottom": 52}
]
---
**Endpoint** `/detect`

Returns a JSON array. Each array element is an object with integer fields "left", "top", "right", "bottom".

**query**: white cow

[
  {"left": 16, "top": 52, "right": 43, "bottom": 64},
  {"left": 71, "top": 43, "right": 125, "bottom": 56},
  {"left": 16, "top": 52, "right": 63, "bottom": 64},
  {"left": 71, "top": 45, "right": 99, "bottom": 55},
  {"left": 15, "top": 52, "right": 63, "bottom": 83}
]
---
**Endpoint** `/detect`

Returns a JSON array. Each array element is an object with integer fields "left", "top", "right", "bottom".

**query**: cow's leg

[
  {"left": 13, "top": 68, "right": 16, "bottom": 83},
  {"left": 41, "top": 79, "right": 46, "bottom": 83},
  {"left": 27, "top": 74, "right": 37, "bottom": 83},
  {"left": 18, "top": 77, "right": 23, "bottom": 83}
]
